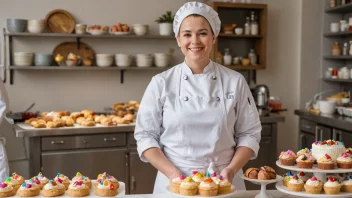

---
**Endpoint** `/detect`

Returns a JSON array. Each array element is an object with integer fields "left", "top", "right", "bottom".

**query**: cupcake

[
  {"left": 282, "top": 171, "right": 294, "bottom": 187},
  {"left": 296, "top": 153, "right": 315, "bottom": 169},
  {"left": 3, "top": 177, "right": 21, "bottom": 192},
  {"left": 94, "top": 180, "right": 118, "bottom": 197},
  {"left": 35, "top": 172, "right": 49, "bottom": 188},
  {"left": 179, "top": 176, "right": 198, "bottom": 196},
  {"left": 16, "top": 181, "right": 40, "bottom": 197},
  {"left": 304, "top": 176, "right": 323, "bottom": 194},
  {"left": 297, "top": 172, "right": 309, "bottom": 183},
  {"left": 11, "top": 172, "right": 25, "bottom": 185},
  {"left": 24, "top": 178, "right": 41, "bottom": 190},
  {"left": 72, "top": 172, "right": 92, "bottom": 188},
  {"left": 198, "top": 177, "right": 218, "bottom": 196},
  {"left": 41, "top": 180, "right": 65, "bottom": 197},
  {"left": 297, "top": 148, "right": 311, "bottom": 157},
  {"left": 318, "top": 154, "right": 335, "bottom": 170},
  {"left": 96, "top": 172, "right": 119, "bottom": 190},
  {"left": 54, "top": 173, "right": 70, "bottom": 190},
  {"left": 337, "top": 152, "right": 352, "bottom": 169},
  {"left": 341, "top": 176, "right": 352, "bottom": 192},
  {"left": 67, "top": 180, "right": 90, "bottom": 197},
  {"left": 217, "top": 176, "right": 231, "bottom": 195},
  {"left": 287, "top": 175, "right": 304, "bottom": 192},
  {"left": 279, "top": 150, "right": 297, "bottom": 166},
  {"left": 192, "top": 171, "right": 204, "bottom": 186},
  {"left": 324, "top": 177, "right": 341, "bottom": 195},
  {"left": 346, "top": 147, "right": 352, "bottom": 156},
  {"left": 0, "top": 182, "right": 16, "bottom": 197},
  {"left": 170, "top": 175, "right": 185, "bottom": 194}
]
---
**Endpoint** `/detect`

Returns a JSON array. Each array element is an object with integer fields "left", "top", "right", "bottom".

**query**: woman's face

[{"left": 176, "top": 16, "right": 215, "bottom": 63}]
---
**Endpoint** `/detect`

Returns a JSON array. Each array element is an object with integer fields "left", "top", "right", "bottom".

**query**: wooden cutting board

[
  {"left": 45, "top": 9, "right": 75, "bottom": 33},
  {"left": 53, "top": 42, "right": 95, "bottom": 65}
]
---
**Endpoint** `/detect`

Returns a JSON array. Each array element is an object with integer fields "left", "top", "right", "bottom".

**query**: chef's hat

[{"left": 173, "top": 1, "right": 221, "bottom": 37}]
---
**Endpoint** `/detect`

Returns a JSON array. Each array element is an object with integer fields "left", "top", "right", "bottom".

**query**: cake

[
  {"left": 0, "top": 182, "right": 16, "bottom": 197},
  {"left": 304, "top": 176, "right": 323, "bottom": 194},
  {"left": 337, "top": 152, "right": 352, "bottom": 169},
  {"left": 41, "top": 180, "right": 65, "bottom": 197},
  {"left": 191, "top": 171, "right": 204, "bottom": 185},
  {"left": 179, "top": 176, "right": 198, "bottom": 196},
  {"left": 198, "top": 178, "right": 218, "bottom": 196},
  {"left": 287, "top": 175, "right": 304, "bottom": 192},
  {"left": 318, "top": 154, "right": 335, "bottom": 170},
  {"left": 96, "top": 172, "right": 119, "bottom": 190},
  {"left": 67, "top": 180, "right": 90, "bottom": 197},
  {"left": 279, "top": 150, "right": 297, "bottom": 166},
  {"left": 296, "top": 153, "right": 315, "bottom": 169},
  {"left": 312, "top": 140, "right": 345, "bottom": 161},
  {"left": 341, "top": 176, "right": 352, "bottom": 192},
  {"left": 297, "top": 172, "right": 309, "bottom": 183},
  {"left": 54, "top": 173, "right": 70, "bottom": 190},
  {"left": 170, "top": 175, "right": 185, "bottom": 194},
  {"left": 16, "top": 181, "right": 40, "bottom": 197},
  {"left": 217, "top": 176, "right": 231, "bottom": 194},
  {"left": 244, "top": 168, "right": 259, "bottom": 179},
  {"left": 72, "top": 172, "right": 92, "bottom": 188},
  {"left": 35, "top": 172, "right": 49, "bottom": 188},
  {"left": 94, "top": 180, "right": 118, "bottom": 197},
  {"left": 324, "top": 177, "right": 341, "bottom": 195}
]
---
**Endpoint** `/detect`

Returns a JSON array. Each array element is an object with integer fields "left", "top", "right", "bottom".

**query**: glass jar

[
  {"left": 269, "top": 96, "right": 282, "bottom": 111},
  {"left": 330, "top": 0, "right": 336, "bottom": 7},
  {"left": 325, "top": 68, "right": 333, "bottom": 78},
  {"left": 223, "top": 48, "right": 232, "bottom": 65},
  {"left": 244, "top": 17, "right": 251, "bottom": 35},
  {"left": 248, "top": 49, "right": 257, "bottom": 65},
  {"left": 332, "top": 68, "right": 338, "bottom": 79},
  {"left": 332, "top": 42, "right": 342, "bottom": 56}
]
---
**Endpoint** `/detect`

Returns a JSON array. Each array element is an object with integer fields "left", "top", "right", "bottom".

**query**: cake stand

[
  {"left": 240, "top": 175, "right": 282, "bottom": 198},
  {"left": 275, "top": 160, "right": 352, "bottom": 197}
]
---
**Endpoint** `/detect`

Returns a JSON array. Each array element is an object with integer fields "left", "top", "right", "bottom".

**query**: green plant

[{"left": 155, "top": 11, "right": 174, "bottom": 23}]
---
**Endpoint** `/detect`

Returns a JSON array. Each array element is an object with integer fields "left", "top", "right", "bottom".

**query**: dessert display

[
  {"left": 312, "top": 140, "right": 345, "bottom": 161},
  {"left": 35, "top": 172, "right": 49, "bottom": 188},
  {"left": 94, "top": 180, "right": 118, "bottom": 197},
  {"left": 337, "top": 152, "right": 352, "bottom": 169},
  {"left": 282, "top": 171, "right": 294, "bottom": 187},
  {"left": 287, "top": 175, "right": 304, "bottom": 192},
  {"left": 0, "top": 182, "right": 16, "bottom": 197},
  {"left": 297, "top": 172, "right": 309, "bottom": 183},
  {"left": 16, "top": 181, "right": 40, "bottom": 197},
  {"left": 67, "top": 180, "right": 90, "bottom": 197},
  {"left": 41, "top": 180, "right": 65, "bottom": 197},
  {"left": 244, "top": 166, "right": 276, "bottom": 180},
  {"left": 317, "top": 154, "right": 335, "bottom": 170},
  {"left": 279, "top": 150, "right": 297, "bottom": 166},
  {"left": 304, "top": 176, "right": 323, "bottom": 194},
  {"left": 296, "top": 153, "right": 315, "bottom": 169},
  {"left": 215, "top": 176, "right": 231, "bottom": 194},
  {"left": 54, "top": 173, "right": 70, "bottom": 190},
  {"left": 72, "top": 172, "right": 92, "bottom": 189},
  {"left": 6, "top": 173, "right": 25, "bottom": 191},
  {"left": 191, "top": 171, "right": 205, "bottom": 185}
]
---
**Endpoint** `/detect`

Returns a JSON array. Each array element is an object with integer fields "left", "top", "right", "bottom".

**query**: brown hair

[{"left": 177, "top": 14, "right": 214, "bottom": 36}]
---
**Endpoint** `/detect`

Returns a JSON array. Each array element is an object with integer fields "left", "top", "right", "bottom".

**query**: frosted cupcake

[
  {"left": 297, "top": 172, "right": 309, "bottom": 183},
  {"left": 337, "top": 152, "right": 352, "bottom": 169},
  {"left": 24, "top": 178, "right": 41, "bottom": 190},
  {"left": 96, "top": 172, "right": 119, "bottom": 190},
  {"left": 296, "top": 154, "right": 315, "bottom": 169},
  {"left": 67, "top": 180, "right": 90, "bottom": 197},
  {"left": 192, "top": 171, "right": 204, "bottom": 186},
  {"left": 179, "top": 176, "right": 198, "bottom": 196},
  {"left": 279, "top": 150, "right": 297, "bottom": 166},
  {"left": 304, "top": 176, "right": 323, "bottom": 194},
  {"left": 94, "top": 180, "right": 118, "bottom": 197},
  {"left": 318, "top": 154, "right": 335, "bottom": 170},
  {"left": 341, "top": 176, "right": 352, "bottom": 192},
  {"left": 41, "top": 180, "right": 65, "bottom": 197},
  {"left": 287, "top": 175, "right": 304, "bottom": 192},
  {"left": 3, "top": 177, "right": 21, "bottom": 192},
  {"left": 16, "top": 181, "right": 40, "bottom": 197},
  {"left": 35, "top": 172, "right": 49, "bottom": 188},
  {"left": 54, "top": 173, "right": 70, "bottom": 190},
  {"left": 198, "top": 178, "right": 218, "bottom": 196},
  {"left": 297, "top": 148, "right": 311, "bottom": 157},
  {"left": 0, "top": 182, "right": 15, "bottom": 197},
  {"left": 324, "top": 177, "right": 341, "bottom": 195},
  {"left": 282, "top": 171, "right": 294, "bottom": 187},
  {"left": 170, "top": 175, "right": 185, "bottom": 194},
  {"left": 72, "top": 172, "right": 92, "bottom": 188},
  {"left": 217, "top": 176, "right": 232, "bottom": 194}
]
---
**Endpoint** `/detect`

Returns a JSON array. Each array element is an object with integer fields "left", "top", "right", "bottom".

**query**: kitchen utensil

[
  {"left": 45, "top": 9, "right": 75, "bottom": 33},
  {"left": 252, "top": 84, "right": 270, "bottom": 116},
  {"left": 7, "top": 18, "right": 27, "bottom": 33},
  {"left": 24, "top": 102, "right": 35, "bottom": 113},
  {"left": 53, "top": 42, "right": 94, "bottom": 66}
]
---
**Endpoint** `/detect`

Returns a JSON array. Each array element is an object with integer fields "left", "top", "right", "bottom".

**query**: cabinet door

[
  {"left": 42, "top": 148, "right": 127, "bottom": 182},
  {"left": 316, "top": 125, "right": 332, "bottom": 141},
  {"left": 334, "top": 129, "right": 352, "bottom": 146},
  {"left": 129, "top": 151, "right": 157, "bottom": 194},
  {"left": 299, "top": 132, "right": 315, "bottom": 149}
]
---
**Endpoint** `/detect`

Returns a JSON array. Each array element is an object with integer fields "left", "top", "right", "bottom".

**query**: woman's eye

[
  {"left": 183, "top": 34, "right": 191, "bottom": 37},
  {"left": 200, "top": 32, "right": 207, "bottom": 36}
]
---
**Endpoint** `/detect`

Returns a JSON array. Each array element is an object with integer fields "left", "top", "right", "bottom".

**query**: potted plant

[{"left": 155, "top": 11, "right": 174, "bottom": 36}]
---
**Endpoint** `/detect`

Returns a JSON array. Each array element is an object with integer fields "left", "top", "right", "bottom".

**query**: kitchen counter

[
  {"left": 14, "top": 114, "right": 285, "bottom": 137},
  {"left": 294, "top": 109, "right": 352, "bottom": 131}
]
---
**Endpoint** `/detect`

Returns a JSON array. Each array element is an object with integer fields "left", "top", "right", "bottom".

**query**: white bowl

[
  {"left": 235, "top": 27, "right": 243, "bottom": 35},
  {"left": 96, "top": 54, "right": 113, "bottom": 67},
  {"left": 115, "top": 54, "right": 132, "bottom": 67},
  {"left": 318, "top": 100, "right": 336, "bottom": 114},
  {"left": 27, "top": 20, "right": 45, "bottom": 33},
  {"left": 14, "top": 53, "right": 34, "bottom": 66},
  {"left": 132, "top": 24, "right": 148, "bottom": 36}
]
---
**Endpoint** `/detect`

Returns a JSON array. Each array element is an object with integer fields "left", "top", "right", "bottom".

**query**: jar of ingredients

[
  {"left": 341, "top": 67, "right": 350, "bottom": 79},
  {"left": 332, "top": 68, "right": 338, "bottom": 79},
  {"left": 244, "top": 17, "right": 251, "bottom": 35},
  {"left": 343, "top": 42, "right": 349, "bottom": 55},
  {"left": 269, "top": 96, "right": 282, "bottom": 111},
  {"left": 223, "top": 48, "right": 232, "bottom": 65},
  {"left": 340, "top": 20, "right": 347, "bottom": 32},
  {"left": 248, "top": 49, "right": 257, "bottom": 65},
  {"left": 332, "top": 42, "right": 342, "bottom": 56},
  {"left": 330, "top": 0, "right": 336, "bottom": 7},
  {"left": 233, "top": 57, "right": 240, "bottom": 65}
]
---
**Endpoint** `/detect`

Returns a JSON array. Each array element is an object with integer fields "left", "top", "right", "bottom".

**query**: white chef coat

[
  {"left": 0, "top": 78, "right": 9, "bottom": 181},
  {"left": 134, "top": 61, "right": 261, "bottom": 193}
]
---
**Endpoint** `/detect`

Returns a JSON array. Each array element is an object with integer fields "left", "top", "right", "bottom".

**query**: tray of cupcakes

[
  {"left": 0, "top": 172, "right": 124, "bottom": 197},
  {"left": 275, "top": 139, "right": 352, "bottom": 196}
]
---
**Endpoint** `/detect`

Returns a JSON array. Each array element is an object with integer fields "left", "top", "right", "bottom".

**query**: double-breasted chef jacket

[{"left": 134, "top": 60, "right": 262, "bottom": 193}]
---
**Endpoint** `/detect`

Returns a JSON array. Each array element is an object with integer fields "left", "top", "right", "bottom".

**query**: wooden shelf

[
  {"left": 325, "top": 3, "right": 352, "bottom": 13},
  {"left": 218, "top": 33, "right": 262, "bottom": 38},
  {"left": 324, "top": 31, "right": 352, "bottom": 37},
  {"left": 8, "top": 66, "right": 173, "bottom": 70},
  {"left": 224, "top": 65, "right": 264, "bottom": 70},
  {"left": 323, "top": 55, "right": 352, "bottom": 59},
  {"left": 323, "top": 78, "right": 352, "bottom": 82}
]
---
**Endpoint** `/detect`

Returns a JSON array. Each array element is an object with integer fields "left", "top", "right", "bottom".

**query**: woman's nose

[{"left": 191, "top": 35, "right": 200, "bottom": 44}]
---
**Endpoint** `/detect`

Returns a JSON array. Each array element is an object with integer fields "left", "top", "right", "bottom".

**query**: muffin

[
  {"left": 279, "top": 150, "right": 297, "bottom": 166},
  {"left": 35, "top": 172, "right": 49, "bottom": 188},
  {"left": 337, "top": 152, "right": 352, "bottom": 169},
  {"left": 198, "top": 178, "right": 218, "bottom": 196},
  {"left": 192, "top": 172, "right": 204, "bottom": 186},
  {"left": 16, "top": 181, "right": 40, "bottom": 197},
  {"left": 304, "top": 176, "right": 323, "bottom": 194},
  {"left": 297, "top": 148, "right": 311, "bottom": 157},
  {"left": 318, "top": 154, "right": 335, "bottom": 170},
  {"left": 287, "top": 175, "right": 304, "bottom": 192},
  {"left": 94, "top": 180, "right": 118, "bottom": 197},
  {"left": 41, "top": 180, "right": 66, "bottom": 197},
  {"left": 72, "top": 172, "right": 92, "bottom": 188},
  {"left": 170, "top": 175, "right": 185, "bottom": 194},
  {"left": 244, "top": 168, "right": 259, "bottom": 179},
  {"left": 54, "top": 173, "right": 70, "bottom": 190},
  {"left": 179, "top": 176, "right": 198, "bottom": 196},
  {"left": 96, "top": 172, "right": 119, "bottom": 190},
  {"left": 0, "top": 182, "right": 16, "bottom": 197},
  {"left": 324, "top": 177, "right": 341, "bottom": 195},
  {"left": 297, "top": 172, "right": 309, "bottom": 183},
  {"left": 67, "top": 180, "right": 90, "bottom": 197},
  {"left": 217, "top": 176, "right": 231, "bottom": 195},
  {"left": 282, "top": 171, "right": 294, "bottom": 187},
  {"left": 296, "top": 153, "right": 315, "bottom": 169},
  {"left": 341, "top": 176, "right": 352, "bottom": 192}
]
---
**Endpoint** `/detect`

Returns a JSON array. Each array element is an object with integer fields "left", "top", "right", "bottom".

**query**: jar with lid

[
  {"left": 269, "top": 96, "right": 282, "bottom": 111},
  {"left": 340, "top": 20, "right": 347, "bottom": 32},
  {"left": 340, "top": 67, "right": 350, "bottom": 79},
  {"left": 248, "top": 49, "right": 257, "bottom": 65},
  {"left": 343, "top": 42, "right": 349, "bottom": 55},
  {"left": 244, "top": 17, "right": 251, "bottom": 35},
  {"left": 332, "top": 42, "right": 342, "bottom": 56},
  {"left": 223, "top": 48, "right": 232, "bottom": 65},
  {"left": 330, "top": 0, "right": 336, "bottom": 7},
  {"left": 250, "top": 11, "right": 259, "bottom": 35}
]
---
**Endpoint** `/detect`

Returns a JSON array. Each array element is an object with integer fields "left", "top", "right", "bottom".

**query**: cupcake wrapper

[
  {"left": 337, "top": 162, "right": 352, "bottom": 169},
  {"left": 318, "top": 163, "right": 334, "bottom": 170},
  {"left": 342, "top": 184, "right": 352, "bottom": 192},
  {"left": 287, "top": 183, "right": 304, "bottom": 192},
  {"left": 297, "top": 161, "right": 314, "bottom": 169},
  {"left": 179, "top": 187, "right": 198, "bottom": 196},
  {"left": 324, "top": 186, "right": 341, "bottom": 194},
  {"left": 198, "top": 187, "right": 218, "bottom": 196},
  {"left": 280, "top": 158, "right": 296, "bottom": 166},
  {"left": 304, "top": 184, "right": 322, "bottom": 194}
]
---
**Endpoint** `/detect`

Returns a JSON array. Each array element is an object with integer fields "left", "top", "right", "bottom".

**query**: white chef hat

[{"left": 173, "top": 1, "right": 221, "bottom": 37}]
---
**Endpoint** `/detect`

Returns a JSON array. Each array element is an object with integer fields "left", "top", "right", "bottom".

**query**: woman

[
  {"left": 134, "top": 1, "right": 261, "bottom": 193},
  {"left": 0, "top": 77, "right": 9, "bottom": 181}
]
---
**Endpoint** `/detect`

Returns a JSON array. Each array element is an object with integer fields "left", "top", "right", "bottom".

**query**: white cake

[{"left": 311, "top": 140, "right": 345, "bottom": 161}]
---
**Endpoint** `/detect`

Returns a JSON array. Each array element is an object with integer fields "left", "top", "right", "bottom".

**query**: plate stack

[
  {"left": 14, "top": 52, "right": 34, "bottom": 66},
  {"left": 136, "top": 54, "right": 153, "bottom": 67},
  {"left": 154, "top": 53, "right": 170, "bottom": 67}
]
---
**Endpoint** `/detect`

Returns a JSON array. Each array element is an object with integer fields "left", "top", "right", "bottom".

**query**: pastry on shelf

[
  {"left": 46, "top": 121, "right": 57, "bottom": 128},
  {"left": 16, "top": 181, "right": 40, "bottom": 197},
  {"left": 80, "top": 120, "right": 96, "bottom": 127},
  {"left": 54, "top": 173, "right": 70, "bottom": 190},
  {"left": 198, "top": 177, "right": 218, "bottom": 197},
  {"left": 25, "top": 117, "right": 38, "bottom": 124},
  {"left": 72, "top": 172, "right": 92, "bottom": 189},
  {"left": 67, "top": 180, "right": 90, "bottom": 197},
  {"left": 41, "top": 179, "right": 65, "bottom": 197},
  {"left": 296, "top": 153, "right": 315, "bottom": 169},
  {"left": 341, "top": 176, "right": 352, "bottom": 192},
  {"left": 0, "top": 181, "right": 16, "bottom": 197},
  {"left": 123, "top": 114, "right": 135, "bottom": 122},
  {"left": 287, "top": 175, "right": 304, "bottom": 192},
  {"left": 96, "top": 172, "right": 119, "bottom": 190},
  {"left": 324, "top": 176, "right": 341, "bottom": 195},
  {"left": 94, "top": 114, "right": 106, "bottom": 123},
  {"left": 260, "top": 166, "right": 276, "bottom": 179},
  {"left": 244, "top": 168, "right": 259, "bottom": 179},
  {"left": 10, "top": 172, "right": 25, "bottom": 190},
  {"left": 70, "top": 112, "right": 84, "bottom": 122},
  {"left": 100, "top": 117, "right": 114, "bottom": 126},
  {"left": 304, "top": 176, "right": 323, "bottom": 194},
  {"left": 35, "top": 172, "right": 49, "bottom": 188},
  {"left": 179, "top": 176, "right": 198, "bottom": 196},
  {"left": 279, "top": 150, "right": 297, "bottom": 166},
  {"left": 282, "top": 171, "right": 294, "bottom": 187},
  {"left": 312, "top": 140, "right": 345, "bottom": 161},
  {"left": 81, "top": 110, "right": 94, "bottom": 118},
  {"left": 337, "top": 152, "right": 352, "bottom": 169},
  {"left": 94, "top": 180, "right": 118, "bottom": 197},
  {"left": 170, "top": 175, "right": 185, "bottom": 194},
  {"left": 317, "top": 154, "right": 335, "bottom": 170},
  {"left": 30, "top": 120, "right": 46, "bottom": 128},
  {"left": 76, "top": 117, "right": 86, "bottom": 125}
]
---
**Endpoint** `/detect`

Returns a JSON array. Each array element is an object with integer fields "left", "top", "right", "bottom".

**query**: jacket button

[
  {"left": 183, "top": 97, "right": 188, "bottom": 101},
  {"left": 183, "top": 75, "right": 188, "bottom": 80},
  {"left": 212, "top": 76, "right": 217, "bottom": 80},
  {"left": 216, "top": 97, "right": 220, "bottom": 101}
]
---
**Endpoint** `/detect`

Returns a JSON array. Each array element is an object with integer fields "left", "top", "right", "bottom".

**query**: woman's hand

[
  {"left": 220, "top": 167, "right": 235, "bottom": 183},
  {"left": 167, "top": 168, "right": 183, "bottom": 183}
]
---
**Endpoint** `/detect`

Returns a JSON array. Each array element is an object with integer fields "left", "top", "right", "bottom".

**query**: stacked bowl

[
  {"left": 154, "top": 53, "right": 170, "bottom": 67},
  {"left": 115, "top": 54, "right": 133, "bottom": 67},
  {"left": 34, "top": 53, "right": 52, "bottom": 66},
  {"left": 96, "top": 54, "right": 113, "bottom": 67},
  {"left": 136, "top": 54, "right": 153, "bottom": 67},
  {"left": 27, "top": 20, "right": 45, "bottom": 33},
  {"left": 14, "top": 52, "right": 34, "bottom": 66},
  {"left": 132, "top": 24, "right": 149, "bottom": 36},
  {"left": 7, "top": 18, "right": 27, "bottom": 33}
]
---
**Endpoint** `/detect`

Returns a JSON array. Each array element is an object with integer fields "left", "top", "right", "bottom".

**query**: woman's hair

[{"left": 178, "top": 14, "right": 215, "bottom": 36}]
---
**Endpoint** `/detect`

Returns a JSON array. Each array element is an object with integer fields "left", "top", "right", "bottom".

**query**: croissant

[
  {"left": 25, "top": 118, "right": 38, "bottom": 124},
  {"left": 46, "top": 121, "right": 57, "bottom": 128},
  {"left": 81, "top": 110, "right": 94, "bottom": 118},
  {"left": 76, "top": 117, "right": 86, "bottom": 125},
  {"left": 54, "top": 120, "right": 65, "bottom": 128},
  {"left": 31, "top": 120, "right": 46, "bottom": 128},
  {"left": 65, "top": 117, "right": 75, "bottom": 126},
  {"left": 60, "top": 116, "right": 70, "bottom": 122},
  {"left": 80, "top": 120, "right": 95, "bottom": 127},
  {"left": 112, "top": 116, "right": 123, "bottom": 125},
  {"left": 123, "top": 114, "right": 135, "bottom": 122},
  {"left": 70, "top": 112, "right": 84, "bottom": 122},
  {"left": 261, "top": 166, "right": 276, "bottom": 179},
  {"left": 100, "top": 117, "right": 114, "bottom": 126},
  {"left": 94, "top": 115, "right": 106, "bottom": 123},
  {"left": 116, "top": 110, "right": 127, "bottom": 117},
  {"left": 244, "top": 168, "right": 259, "bottom": 179},
  {"left": 258, "top": 170, "right": 271, "bottom": 180}
]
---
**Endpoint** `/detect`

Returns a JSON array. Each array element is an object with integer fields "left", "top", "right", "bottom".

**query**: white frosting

[
  {"left": 97, "top": 183, "right": 115, "bottom": 190},
  {"left": 288, "top": 179, "right": 303, "bottom": 184},
  {"left": 324, "top": 181, "right": 340, "bottom": 187},
  {"left": 219, "top": 180, "right": 231, "bottom": 187},
  {"left": 24, "top": 180, "right": 40, "bottom": 189},
  {"left": 180, "top": 182, "right": 197, "bottom": 188},
  {"left": 72, "top": 177, "right": 90, "bottom": 182},
  {"left": 54, "top": 175, "right": 69, "bottom": 182},
  {"left": 172, "top": 177, "right": 183, "bottom": 183},
  {"left": 306, "top": 179, "right": 322, "bottom": 186},
  {"left": 337, "top": 156, "right": 352, "bottom": 162},
  {"left": 43, "top": 183, "right": 65, "bottom": 190},
  {"left": 0, "top": 186, "right": 13, "bottom": 192},
  {"left": 342, "top": 179, "right": 352, "bottom": 185},
  {"left": 312, "top": 143, "right": 345, "bottom": 161},
  {"left": 69, "top": 183, "right": 89, "bottom": 190},
  {"left": 297, "top": 174, "right": 309, "bottom": 182},
  {"left": 199, "top": 181, "right": 217, "bottom": 188},
  {"left": 38, "top": 177, "right": 48, "bottom": 183},
  {"left": 19, "top": 186, "right": 37, "bottom": 191},
  {"left": 192, "top": 175, "right": 203, "bottom": 183}
]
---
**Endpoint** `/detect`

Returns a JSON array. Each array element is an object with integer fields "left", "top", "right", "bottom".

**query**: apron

[
  {"left": 153, "top": 62, "right": 246, "bottom": 193},
  {"left": 0, "top": 137, "right": 9, "bottom": 181}
]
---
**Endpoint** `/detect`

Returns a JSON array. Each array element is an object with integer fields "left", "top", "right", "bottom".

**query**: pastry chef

[
  {"left": 134, "top": 1, "right": 261, "bottom": 193},
  {"left": 0, "top": 77, "right": 9, "bottom": 181}
]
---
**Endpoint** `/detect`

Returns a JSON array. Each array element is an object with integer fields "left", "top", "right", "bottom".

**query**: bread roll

[
  {"left": 65, "top": 117, "right": 75, "bottom": 126},
  {"left": 81, "top": 110, "right": 94, "bottom": 118},
  {"left": 25, "top": 118, "right": 38, "bottom": 124},
  {"left": 100, "top": 117, "right": 114, "bottom": 126},
  {"left": 261, "top": 166, "right": 276, "bottom": 179},
  {"left": 123, "top": 114, "right": 135, "bottom": 122},
  {"left": 31, "top": 121, "right": 46, "bottom": 128},
  {"left": 46, "top": 121, "right": 57, "bottom": 128},
  {"left": 70, "top": 112, "right": 84, "bottom": 122},
  {"left": 76, "top": 117, "right": 86, "bottom": 125},
  {"left": 244, "top": 168, "right": 259, "bottom": 179},
  {"left": 80, "top": 120, "right": 95, "bottom": 126},
  {"left": 258, "top": 170, "right": 270, "bottom": 180}
]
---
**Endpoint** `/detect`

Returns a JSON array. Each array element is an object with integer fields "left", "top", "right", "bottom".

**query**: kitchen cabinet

[
  {"left": 333, "top": 128, "right": 352, "bottom": 146},
  {"left": 299, "top": 132, "right": 315, "bottom": 149},
  {"left": 315, "top": 124, "right": 332, "bottom": 141}
]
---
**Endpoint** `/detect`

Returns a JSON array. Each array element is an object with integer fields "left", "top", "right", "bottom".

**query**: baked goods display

[
  {"left": 67, "top": 180, "right": 90, "bottom": 197},
  {"left": 244, "top": 166, "right": 276, "bottom": 180},
  {"left": 35, "top": 172, "right": 49, "bottom": 189},
  {"left": 96, "top": 172, "right": 119, "bottom": 190},
  {"left": 0, "top": 182, "right": 16, "bottom": 197},
  {"left": 71, "top": 172, "right": 92, "bottom": 189},
  {"left": 312, "top": 140, "right": 346, "bottom": 161},
  {"left": 41, "top": 180, "right": 66, "bottom": 197}
]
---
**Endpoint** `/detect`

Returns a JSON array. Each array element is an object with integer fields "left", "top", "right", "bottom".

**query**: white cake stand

[
  {"left": 241, "top": 175, "right": 282, "bottom": 198},
  {"left": 275, "top": 160, "right": 352, "bottom": 197}
]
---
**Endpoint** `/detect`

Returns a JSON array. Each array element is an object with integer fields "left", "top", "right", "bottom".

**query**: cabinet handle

[
  {"left": 51, "top": 140, "right": 64, "bottom": 144},
  {"left": 315, "top": 126, "right": 320, "bottom": 141},
  {"left": 104, "top": 137, "right": 116, "bottom": 142},
  {"left": 339, "top": 131, "right": 343, "bottom": 142},
  {"left": 333, "top": 129, "right": 337, "bottom": 140},
  {"left": 299, "top": 134, "right": 305, "bottom": 149},
  {"left": 131, "top": 176, "right": 135, "bottom": 191},
  {"left": 82, "top": 140, "right": 88, "bottom": 144},
  {"left": 125, "top": 154, "right": 129, "bottom": 167}
]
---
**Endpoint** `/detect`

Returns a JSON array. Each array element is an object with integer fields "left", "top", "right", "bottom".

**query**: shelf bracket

[
  {"left": 76, "top": 37, "right": 81, "bottom": 50},
  {"left": 120, "top": 70, "right": 124, "bottom": 84},
  {"left": 10, "top": 69, "right": 14, "bottom": 85}
]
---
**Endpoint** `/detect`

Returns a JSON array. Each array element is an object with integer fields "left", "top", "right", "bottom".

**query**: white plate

[
  {"left": 241, "top": 175, "right": 282, "bottom": 185},
  {"left": 276, "top": 160, "right": 352, "bottom": 173},
  {"left": 110, "top": 31, "right": 130, "bottom": 35},
  {"left": 166, "top": 185, "right": 237, "bottom": 198},
  {"left": 276, "top": 180, "right": 351, "bottom": 197}
]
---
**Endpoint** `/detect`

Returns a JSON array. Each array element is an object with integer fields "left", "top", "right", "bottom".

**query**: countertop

[
  {"left": 14, "top": 114, "right": 285, "bottom": 138},
  {"left": 294, "top": 109, "right": 352, "bottom": 131}
]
